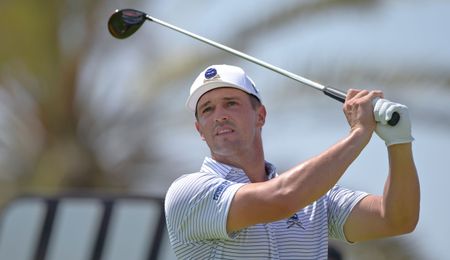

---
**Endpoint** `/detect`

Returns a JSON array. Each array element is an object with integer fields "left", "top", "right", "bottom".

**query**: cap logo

[{"left": 204, "top": 67, "right": 218, "bottom": 80}]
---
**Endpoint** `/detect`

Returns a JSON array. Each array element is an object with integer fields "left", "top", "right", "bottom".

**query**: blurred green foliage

[{"left": 0, "top": 1, "right": 128, "bottom": 207}]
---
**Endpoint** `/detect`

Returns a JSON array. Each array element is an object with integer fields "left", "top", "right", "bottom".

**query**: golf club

[{"left": 108, "top": 8, "right": 400, "bottom": 126}]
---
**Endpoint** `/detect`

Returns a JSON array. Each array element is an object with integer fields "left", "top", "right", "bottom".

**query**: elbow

[
  {"left": 402, "top": 205, "right": 420, "bottom": 234},
  {"left": 403, "top": 213, "right": 419, "bottom": 234},
  {"left": 397, "top": 219, "right": 418, "bottom": 235},
  {"left": 388, "top": 211, "right": 420, "bottom": 236}
]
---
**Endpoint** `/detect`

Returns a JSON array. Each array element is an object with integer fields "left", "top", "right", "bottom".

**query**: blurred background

[{"left": 1, "top": 0, "right": 449, "bottom": 259}]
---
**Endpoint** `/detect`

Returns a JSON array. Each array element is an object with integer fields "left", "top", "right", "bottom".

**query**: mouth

[{"left": 215, "top": 127, "right": 234, "bottom": 136}]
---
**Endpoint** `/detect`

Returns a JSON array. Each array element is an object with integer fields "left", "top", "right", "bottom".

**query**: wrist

[
  {"left": 349, "top": 127, "right": 373, "bottom": 145},
  {"left": 387, "top": 142, "right": 412, "bottom": 151},
  {"left": 385, "top": 136, "right": 414, "bottom": 147}
]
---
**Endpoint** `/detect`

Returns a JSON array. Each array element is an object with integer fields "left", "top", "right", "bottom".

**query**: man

[{"left": 165, "top": 64, "right": 420, "bottom": 259}]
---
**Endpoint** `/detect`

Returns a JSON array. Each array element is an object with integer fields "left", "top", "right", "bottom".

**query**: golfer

[{"left": 165, "top": 64, "right": 420, "bottom": 259}]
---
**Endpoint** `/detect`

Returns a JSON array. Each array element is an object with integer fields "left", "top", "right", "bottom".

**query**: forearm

[
  {"left": 382, "top": 143, "right": 420, "bottom": 232},
  {"left": 278, "top": 128, "right": 371, "bottom": 212}
]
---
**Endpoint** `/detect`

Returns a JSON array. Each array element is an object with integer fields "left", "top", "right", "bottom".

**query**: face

[{"left": 195, "top": 87, "right": 266, "bottom": 158}]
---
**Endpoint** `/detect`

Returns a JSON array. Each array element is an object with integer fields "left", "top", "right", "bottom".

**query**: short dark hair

[{"left": 248, "top": 94, "right": 262, "bottom": 109}]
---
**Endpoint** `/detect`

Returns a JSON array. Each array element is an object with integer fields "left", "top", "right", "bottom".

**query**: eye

[
  {"left": 227, "top": 101, "right": 237, "bottom": 107},
  {"left": 201, "top": 106, "right": 212, "bottom": 114}
]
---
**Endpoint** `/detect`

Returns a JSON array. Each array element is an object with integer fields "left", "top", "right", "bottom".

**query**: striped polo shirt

[{"left": 165, "top": 157, "right": 367, "bottom": 259}]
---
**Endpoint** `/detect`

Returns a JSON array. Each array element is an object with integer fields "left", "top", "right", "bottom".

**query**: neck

[{"left": 212, "top": 141, "right": 266, "bottom": 183}]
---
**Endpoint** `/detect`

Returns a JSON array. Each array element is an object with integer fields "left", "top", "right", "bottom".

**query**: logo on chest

[{"left": 287, "top": 213, "right": 305, "bottom": 230}]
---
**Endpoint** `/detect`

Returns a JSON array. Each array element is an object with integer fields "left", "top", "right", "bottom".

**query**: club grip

[
  {"left": 323, "top": 86, "right": 346, "bottom": 103},
  {"left": 386, "top": 111, "right": 400, "bottom": 126},
  {"left": 323, "top": 86, "right": 400, "bottom": 126}
]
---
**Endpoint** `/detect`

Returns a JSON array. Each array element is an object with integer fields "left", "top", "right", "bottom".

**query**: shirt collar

[{"left": 200, "top": 157, "right": 277, "bottom": 180}]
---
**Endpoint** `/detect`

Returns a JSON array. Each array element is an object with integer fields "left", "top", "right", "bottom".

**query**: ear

[
  {"left": 195, "top": 121, "right": 206, "bottom": 141},
  {"left": 256, "top": 105, "right": 266, "bottom": 127}
]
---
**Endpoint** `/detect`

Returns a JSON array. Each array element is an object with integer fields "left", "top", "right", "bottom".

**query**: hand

[
  {"left": 373, "top": 98, "right": 414, "bottom": 146},
  {"left": 344, "top": 89, "right": 382, "bottom": 135}
]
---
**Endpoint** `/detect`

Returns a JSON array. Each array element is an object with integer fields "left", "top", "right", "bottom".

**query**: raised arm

[
  {"left": 227, "top": 90, "right": 382, "bottom": 233},
  {"left": 344, "top": 99, "right": 419, "bottom": 242},
  {"left": 344, "top": 143, "right": 419, "bottom": 242}
]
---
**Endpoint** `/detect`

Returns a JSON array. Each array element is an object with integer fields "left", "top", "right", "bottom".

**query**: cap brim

[{"left": 185, "top": 81, "right": 253, "bottom": 112}]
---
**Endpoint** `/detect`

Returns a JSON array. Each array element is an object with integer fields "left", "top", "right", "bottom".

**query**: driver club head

[{"left": 108, "top": 9, "right": 147, "bottom": 39}]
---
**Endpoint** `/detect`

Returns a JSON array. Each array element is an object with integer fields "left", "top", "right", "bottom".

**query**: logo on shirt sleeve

[{"left": 213, "top": 181, "right": 231, "bottom": 201}]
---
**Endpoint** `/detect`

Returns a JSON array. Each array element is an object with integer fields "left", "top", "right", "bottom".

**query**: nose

[
  {"left": 214, "top": 107, "right": 230, "bottom": 122},
  {"left": 215, "top": 114, "right": 230, "bottom": 122}
]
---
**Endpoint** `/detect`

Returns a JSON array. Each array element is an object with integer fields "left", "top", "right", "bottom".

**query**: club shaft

[
  {"left": 138, "top": 12, "right": 398, "bottom": 126},
  {"left": 146, "top": 15, "right": 325, "bottom": 92}
]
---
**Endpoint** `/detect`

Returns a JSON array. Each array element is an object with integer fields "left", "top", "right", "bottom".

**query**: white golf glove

[{"left": 373, "top": 98, "right": 414, "bottom": 146}]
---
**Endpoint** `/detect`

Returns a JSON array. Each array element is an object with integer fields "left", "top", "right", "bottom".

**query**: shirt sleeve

[
  {"left": 327, "top": 185, "right": 368, "bottom": 242},
  {"left": 164, "top": 172, "right": 245, "bottom": 243}
]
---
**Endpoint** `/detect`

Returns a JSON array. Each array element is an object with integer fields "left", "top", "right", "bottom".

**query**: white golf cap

[{"left": 186, "top": 64, "right": 262, "bottom": 112}]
